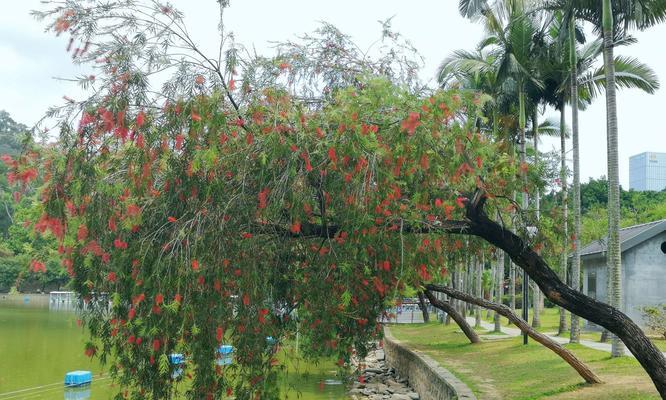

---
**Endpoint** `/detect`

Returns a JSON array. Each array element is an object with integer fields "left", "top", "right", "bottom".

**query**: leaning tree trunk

[
  {"left": 459, "top": 192, "right": 666, "bottom": 398},
  {"left": 417, "top": 291, "right": 430, "bottom": 323},
  {"left": 558, "top": 107, "right": 569, "bottom": 336},
  {"left": 569, "top": 17, "right": 581, "bottom": 344},
  {"left": 425, "top": 285, "right": 602, "bottom": 384},
  {"left": 602, "top": 0, "right": 625, "bottom": 358},
  {"left": 494, "top": 251, "right": 505, "bottom": 333},
  {"left": 423, "top": 290, "right": 480, "bottom": 344}
]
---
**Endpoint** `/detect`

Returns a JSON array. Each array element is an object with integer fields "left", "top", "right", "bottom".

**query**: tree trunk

[
  {"left": 487, "top": 258, "right": 495, "bottom": 319},
  {"left": 510, "top": 261, "right": 516, "bottom": 312},
  {"left": 423, "top": 290, "right": 480, "bottom": 344},
  {"left": 494, "top": 251, "right": 505, "bottom": 333},
  {"left": 417, "top": 292, "right": 430, "bottom": 323},
  {"left": 532, "top": 111, "right": 541, "bottom": 329},
  {"left": 475, "top": 255, "right": 483, "bottom": 328},
  {"left": 569, "top": 16, "right": 581, "bottom": 344},
  {"left": 558, "top": 107, "right": 569, "bottom": 336},
  {"left": 425, "top": 285, "right": 602, "bottom": 384},
  {"left": 532, "top": 283, "right": 541, "bottom": 328},
  {"left": 460, "top": 193, "right": 666, "bottom": 398},
  {"left": 602, "top": 0, "right": 625, "bottom": 358}
]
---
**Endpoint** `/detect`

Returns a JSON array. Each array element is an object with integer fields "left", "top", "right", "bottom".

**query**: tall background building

[{"left": 629, "top": 152, "right": 666, "bottom": 191}]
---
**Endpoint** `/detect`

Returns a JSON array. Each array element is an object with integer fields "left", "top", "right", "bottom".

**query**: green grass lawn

[{"left": 389, "top": 322, "right": 660, "bottom": 400}]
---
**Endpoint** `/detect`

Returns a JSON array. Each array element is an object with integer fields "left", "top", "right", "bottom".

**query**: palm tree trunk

[
  {"left": 532, "top": 109, "right": 541, "bottom": 329},
  {"left": 558, "top": 107, "right": 569, "bottom": 336},
  {"left": 494, "top": 250, "right": 505, "bottom": 332},
  {"left": 602, "top": 0, "right": 625, "bottom": 357},
  {"left": 475, "top": 255, "right": 483, "bottom": 328},
  {"left": 569, "top": 16, "right": 581, "bottom": 344}
]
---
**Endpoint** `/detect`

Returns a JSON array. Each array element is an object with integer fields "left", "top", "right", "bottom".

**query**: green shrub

[{"left": 641, "top": 304, "right": 666, "bottom": 339}]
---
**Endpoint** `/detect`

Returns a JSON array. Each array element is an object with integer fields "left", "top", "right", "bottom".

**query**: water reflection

[{"left": 64, "top": 386, "right": 91, "bottom": 400}]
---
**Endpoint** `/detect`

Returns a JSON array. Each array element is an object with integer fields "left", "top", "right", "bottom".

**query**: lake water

[{"left": 0, "top": 295, "right": 348, "bottom": 399}]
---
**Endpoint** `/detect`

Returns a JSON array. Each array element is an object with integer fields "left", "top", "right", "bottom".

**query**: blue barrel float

[
  {"left": 217, "top": 345, "right": 234, "bottom": 366},
  {"left": 169, "top": 353, "right": 185, "bottom": 379},
  {"left": 64, "top": 370, "right": 92, "bottom": 387}
]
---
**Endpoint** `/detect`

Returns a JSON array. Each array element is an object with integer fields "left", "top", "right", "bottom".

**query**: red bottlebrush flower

[
  {"left": 174, "top": 293, "right": 182, "bottom": 304},
  {"left": 242, "top": 293, "right": 250, "bottom": 306},
  {"left": 401, "top": 112, "right": 421, "bottom": 135},
  {"left": 434, "top": 198, "right": 443, "bottom": 208},
  {"left": 151, "top": 305, "right": 161, "bottom": 315},
  {"left": 152, "top": 339, "right": 160, "bottom": 352},
  {"left": 476, "top": 156, "right": 483, "bottom": 169},
  {"left": 167, "top": 216, "right": 177, "bottom": 223},
  {"left": 258, "top": 308, "right": 269, "bottom": 324},
  {"left": 257, "top": 188, "right": 270, "bottom": 209},
  {"left": 127, "top": 335, "right": 136, "bottom": 344},
  {"left": 107, "top": 271, "right": 117, "bottom": 283},
  {"left": 84, "top": 346, "right": 96, "bottom": 358},
  {"left": 135, "top": 337, "right": 143, "bottom": 346},
  {"left": 327, "top": 147, "right": 337, "bottom": 163},
  {"left": 31, "top": 260, "right": 46, "bottom": 273},
  {"left": 128, "top": 307, "right": 136, "bottom": 320},
  {"left": 12, "top": 191, "right": 21, "bottom": 203},
  {"left": 444, "top": 205, "right": 455, "bottom": 220},
  {"left": 278, "top": 62, "right": 290, "bottom": 71},
  {"left": 191, "top": 259, "right": 199, "bottom": 271},
  {"left": 245, "top": 133, "right": 253, "bottom": 145},
  {"left": 456, "top": 196, "right": 467, "bottom": 208},
  {"left": 290, "top": 221, "right": 301, "bottom": 234},
  {"left": 113, "top": 238, "right": 128, "bottom": 249},
  {"left": 228, "top": 79, "right": 235, "bottom": 91},
  {"left": 175, "top": 134, "right": 184, "bottom": 150},
  {"left": 136, "top": 111, "right": 146, "bottom": 127},
  {"left": 300, "top": 152, "right": 313, "bottom": 172},
  {"left": 155, "top": 293, "right": 164, "bottom": 305},
  {"left": 216, "top": 326, "right": 224, "bottom": 342},
  {"left": 381, "top": 260, "right": 391, "bottom": 272},
  {"left": 316, "top": 127, "right": 325, "bottom": 139},
  {"left": 197, "top": 275, "right": 205, "bottom": 286},
  {"left": 226, "top": 388, "right": 233, "bottom": 397},
  {"left": 195, "top": 75, "right": 205, "bottom": 85},
  {"left": 418, "top": 264, "right": 432, "bottom": 281},
  {"left": 191, "top": 111, "right": 202, "bottom": 122},
  {"left": 241, "top": 232, "right": 253, "bottom": 239},
  {"left": 420, "top": 154, "right": 430, "bottom": 170},
  {"left": 126, "top": 204, "right": 140, "bottom": 217},
  {"left": 135, "top": 133, "right": 145, "bottom": 149},
  {"left": 77, "top": 224, "right": 88, "bottom": 241},
  {"left": 108, "top": 217, "right": 117, "bottom": 232}
]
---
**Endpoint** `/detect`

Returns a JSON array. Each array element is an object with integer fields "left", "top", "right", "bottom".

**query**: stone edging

[{"left": 383, "top": 327, "right": 477, "bottom": 400}]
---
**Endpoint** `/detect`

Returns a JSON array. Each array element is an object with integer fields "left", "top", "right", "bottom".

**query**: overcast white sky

[{"left": 2, "top": 0, "right": 666, "bottom": 188}]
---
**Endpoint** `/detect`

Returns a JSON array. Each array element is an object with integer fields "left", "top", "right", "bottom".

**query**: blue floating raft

[
  {"left": 64, "top": 370, "right": 92, "bottom": 387},
  {"left": 217, "top": 345, "right": 233, "bottom": 355}
]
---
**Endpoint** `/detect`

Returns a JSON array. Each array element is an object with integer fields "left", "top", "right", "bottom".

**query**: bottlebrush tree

[{"left": 8, "top": 1, "right": 665, "bottom": 399}]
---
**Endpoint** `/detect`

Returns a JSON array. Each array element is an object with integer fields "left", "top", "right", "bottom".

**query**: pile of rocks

[{"left": 349, "top": 348, "right": 420, "bottom": 400}]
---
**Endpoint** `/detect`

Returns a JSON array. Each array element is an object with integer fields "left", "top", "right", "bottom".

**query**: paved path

[{"left": 464, "top": 316, "right": 666, "bottom": 359}]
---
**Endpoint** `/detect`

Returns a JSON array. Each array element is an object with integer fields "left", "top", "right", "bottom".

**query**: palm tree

[{"left": 549, "top": 0, "right": 666, "bottom": 355}]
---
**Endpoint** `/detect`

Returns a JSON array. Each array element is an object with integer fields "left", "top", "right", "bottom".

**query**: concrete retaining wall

[{"left": 383, "top": 327, "right": 476, "bottom": 400}]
